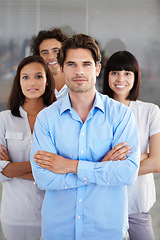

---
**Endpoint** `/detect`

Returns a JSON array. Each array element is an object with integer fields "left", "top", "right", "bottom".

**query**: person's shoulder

[
  {"left": 99, "top": 93, "right": 131, "bottom": 120},
  {"left": 100, "top": 93, "right": 129, "bottom": 111},
  {"left": 0, "top": 110, "right": 13, "bottom": 127},
  {"left": 131, "top": 100, "right": 159, "bottom": 112},
  {"left": 37, "top": 99, "right": 63, "bottom": 119},
  {"left": 0, "top": 109, "right": 12, "bottom": 118}
]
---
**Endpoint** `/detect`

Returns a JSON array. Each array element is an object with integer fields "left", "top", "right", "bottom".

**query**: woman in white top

[
  {"left": 0, "top": 55, "right": 56, "bottom": 240},
  {"left": 102, "top": 51, "right": 160, "bottom": 240}
]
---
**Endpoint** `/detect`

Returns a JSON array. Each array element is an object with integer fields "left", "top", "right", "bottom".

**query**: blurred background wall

[
  {"left": 0, "top": 0, "right": 160, "bottom": 239},
  {"left": 1, "top": 0, "right": 160, "bottom": 110}
]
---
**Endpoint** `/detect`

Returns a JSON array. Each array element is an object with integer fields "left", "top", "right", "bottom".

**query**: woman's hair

[
  {"left": 8, "top": 55, "right": 56, "bottom": 117},
  {"left": 102, "top": 50, "right": 141, "bottom": 100},
  {"left": 57, "top": 33, "right": 101, "bottom": 68}
]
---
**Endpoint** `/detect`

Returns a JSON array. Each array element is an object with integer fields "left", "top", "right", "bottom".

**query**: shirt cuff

[
  {"left": 0, "top": 161, "right": 12, "bottom": 182},
  {"left": 77, "top": 160, "right": 95, "bottom": 183}
]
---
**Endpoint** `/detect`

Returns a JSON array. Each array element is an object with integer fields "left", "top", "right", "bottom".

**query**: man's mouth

[
  {"left": 48, "top": 61, "right": 57, "bottom": 65},
  {"left": 73, "top": 78, "right": 87, "bottom": 83}
]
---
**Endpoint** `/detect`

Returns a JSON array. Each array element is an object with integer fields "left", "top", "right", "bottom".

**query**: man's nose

[
  {"left": 48, "top": 52, "right": 57, "bottom": 60},
  {"left": 75, "top": 66, "right": 84, "bottom": 75}
]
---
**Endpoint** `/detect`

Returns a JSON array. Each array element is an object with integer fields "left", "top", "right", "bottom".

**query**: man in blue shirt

[{"left": 30, "top": 34, "right": 140, "bottom": 240}]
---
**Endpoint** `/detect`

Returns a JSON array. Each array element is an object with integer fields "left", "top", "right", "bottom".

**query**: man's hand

[
  {"left": 33, "top": 151, "right": 78, "bottom": 174},
  {"left": 0, "top": 144, "right": 11, "bottom": 162},
  {"left": 102, "top": 142, "right": 131, "bottom": 162}
]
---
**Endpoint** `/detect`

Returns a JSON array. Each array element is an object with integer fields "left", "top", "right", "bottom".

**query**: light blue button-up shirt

[{"left": 30, "top": 91, "right": 140, "bottom": 240}]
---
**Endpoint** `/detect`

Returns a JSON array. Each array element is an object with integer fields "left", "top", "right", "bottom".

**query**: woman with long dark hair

[{"left": 0, "top": 55, "right": 56, "bottom": 240}]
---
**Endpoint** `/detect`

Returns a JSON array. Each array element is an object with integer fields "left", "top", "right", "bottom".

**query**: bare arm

[
  {"left": 1, "top": 161, "right": 32, "bottom": 178},
  {"left": 101, "top": 142, "right": 131, "bottom": 162},
  {"left": 0, "top": 144, "right": 32, "bottom": 178},
  {"left": 138, "top": 133, "right": 160, "bottom": 175},
  {"left": 17, "top": 173, "right": 34, "bottom": 180},
  {"left": 33, "top": 151, "right": 78, "bottom": 174}
]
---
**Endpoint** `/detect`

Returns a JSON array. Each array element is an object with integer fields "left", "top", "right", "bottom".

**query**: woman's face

[
  {"left": 20, "top": 62, "right": 47, "bottom": 100},
  {"left": 108, "top": 70, "right": 135, "bottom": 99}
]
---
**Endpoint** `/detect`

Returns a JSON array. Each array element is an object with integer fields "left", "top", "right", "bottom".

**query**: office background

[{"left": 0, "top": 0, "right": 160, "bottom": 239}]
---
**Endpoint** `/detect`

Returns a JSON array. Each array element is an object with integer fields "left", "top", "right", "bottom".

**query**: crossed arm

[
  {"left": 1, "top": 142, "right": 129, "bottom": 180},
  {"left": 33, "top": 132, "right": 160, "bottom": 177},
  {"left": 2, "top": 133, "right": 159, "bottom": 180},
  {"left": 138, "top": 133, "right": 160, "bottom": 175},
  {"left": 0, "top": 144, "right": 34, "bottom": 180},
  {"left": 33, "top": 142, "right": 131, "bottom": 175}
]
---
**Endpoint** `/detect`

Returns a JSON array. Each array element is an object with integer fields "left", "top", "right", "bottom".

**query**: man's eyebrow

[
  {"left": 83, "top": 61, "right": 93, "bottom": 64},
  {"left": 51, "top": 47, "right": 59, "bottom": 50},
  {"left": 65, "top": 61, "right": 75, "bottom": 64},
  {"left": 40, "top": 49, "right": 48, "bottom": 53},
  {"left": 40, "top": 47, "right": 59, "bottom": 53}
]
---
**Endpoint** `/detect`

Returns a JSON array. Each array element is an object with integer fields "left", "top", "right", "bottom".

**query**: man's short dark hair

[
  {"left": 30, "top": 28, "right": 68, "bottom": 56},
  {"left": 57, "top": 33, "right": 101, "bottom": 68}
]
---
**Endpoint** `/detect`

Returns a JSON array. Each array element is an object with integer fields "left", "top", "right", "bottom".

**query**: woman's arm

[
  {"left": 138, "top": 132, "right": 160, "bottom": 175},
  {"left": 1, "top": 161, "right": 32, "bottom": 178},
  {"left": 0, "top": 144, "right": 32, "bottom": 178},
  {"left": 17, "top": 172, "right": 34, "bottom": 180}
]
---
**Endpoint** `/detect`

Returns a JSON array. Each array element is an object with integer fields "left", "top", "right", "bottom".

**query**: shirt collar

[
  {"left": 93, "top": 90, "right": 105, "bottom": 113},
  {"left": 60, "top": 92, "right": 71, "bottom": 115},
  {"left": 19, "top": 106, "right": 28, "bottom": 118},
  {"left": 55, "top": 84, "right": 68, "bottom": 95},
  {"left": 60, "top": 90, "right": 105, "bottom": 115}
]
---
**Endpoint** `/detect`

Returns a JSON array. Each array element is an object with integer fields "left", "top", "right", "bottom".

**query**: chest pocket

[
  {"left": 5, "top": 131, "right": 24, "bottom": 152},
  {"left": 5, "top": 131, "right": 23, "bottom": 140}
]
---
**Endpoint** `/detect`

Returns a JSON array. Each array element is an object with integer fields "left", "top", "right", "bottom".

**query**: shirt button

[
  {"left": 84, "top": 177, "right": 87, "bottom": 180},
  {"left": 81, "top": 150, "right": 84, "bottom": 154},
  {"left": 78, "top": 216, "right": 81, "bottom": 219},
  {"left": 65, "top": 186, "right": 67, "bottom": 189},
  {"left": 107, "top": 182, "right": 109, "bottom": 185},
  {"left": 85, "top": 181, "right": 87, "bottom": 184},
  {"left": 82, "top": 133, "right": 84, "bottom": 135},
  {"left": 79, "top": 199, "right": 82, "bottom": 202}
]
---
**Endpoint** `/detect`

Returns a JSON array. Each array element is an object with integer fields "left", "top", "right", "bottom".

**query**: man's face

[
  {"left": 39, "top": 38, "right": 61, "bottom": 75},
  {"left": 62, "top": 48, "right": 101, "bottom": 94}
]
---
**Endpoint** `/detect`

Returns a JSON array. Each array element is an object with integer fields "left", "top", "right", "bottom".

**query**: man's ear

[
  {"left": 60, "top": 65, "right": 64, "bottom": 74},
  {"left": 96, "top": 63, "right": 101, "bottom": 77}
]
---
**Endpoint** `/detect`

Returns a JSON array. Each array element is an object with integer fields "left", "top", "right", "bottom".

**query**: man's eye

[
  {"left": 52, "top": 49, "right": 60, "bottom": 54},
  {"left": 84, "top": 63, "right": 91, "bottom": 67},
  {"left": 41, "top": 52, "right": 47, "bottom": 55},
  {"left": 68, "top": 63, "right": 74, "bottom": 67}
]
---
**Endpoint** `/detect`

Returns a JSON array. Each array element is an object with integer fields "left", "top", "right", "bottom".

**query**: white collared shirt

[
  {"left": 0, "top": 107, "right": 45, "bottom": 225},
  {"left": 55, "top": 84, "right": 68, "bottom": 100}
]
